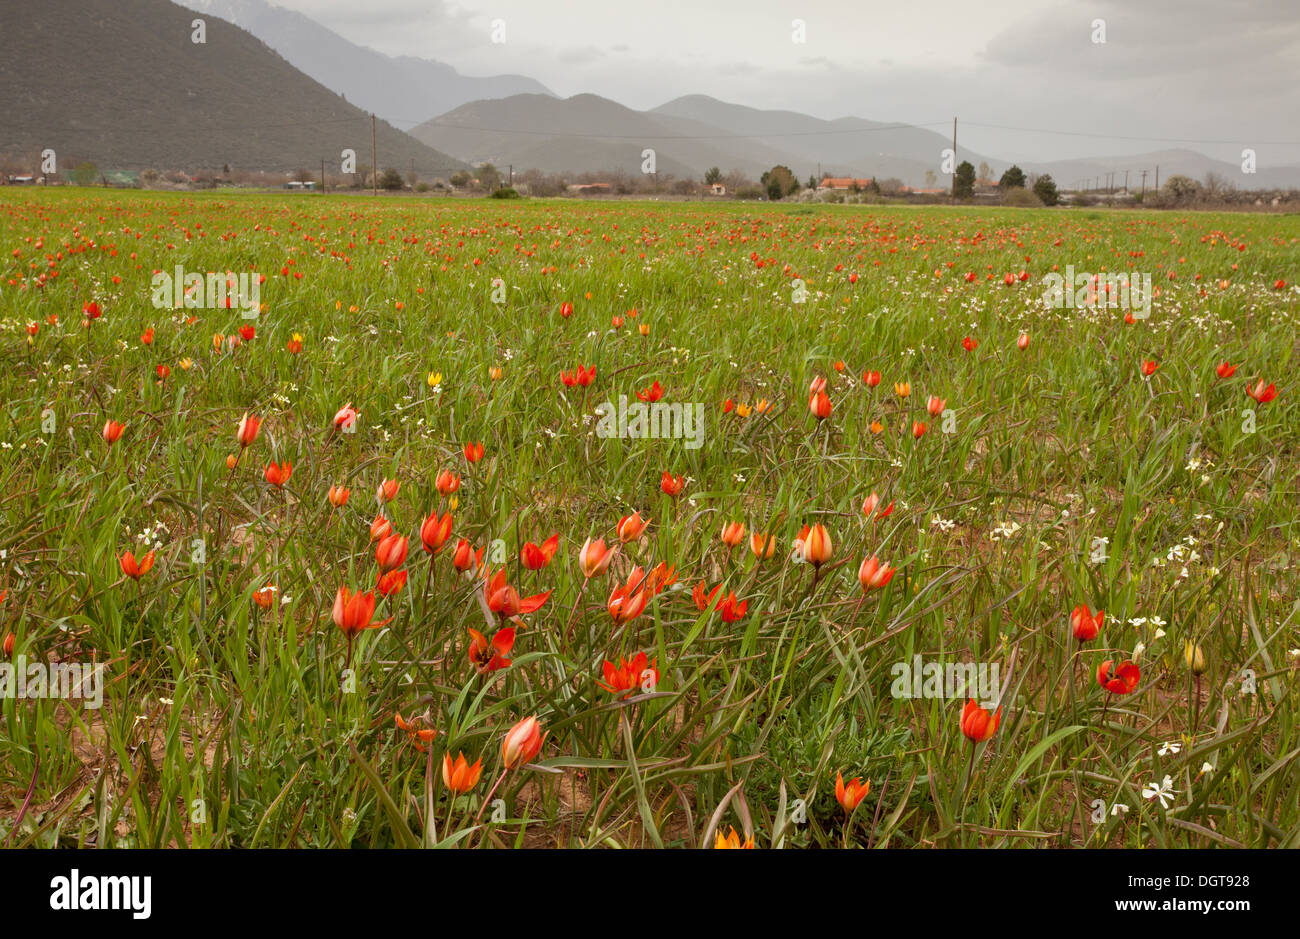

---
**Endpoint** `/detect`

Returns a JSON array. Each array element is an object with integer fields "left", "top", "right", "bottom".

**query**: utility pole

[
  {"left": 951, "top": 117, "right": 957, "bottom": 200},
  {"left": 1124, "top": 169, "right": 1129, "bottom": 194},
  {"left": 1154, "top": 164, "right": 1159, "bottom": 191},
  {"left": 321, "top": 158, "right": 326, "bottom": 194},
  {"left": 509, "top": 164, "right": 513, "bottom": 186},
  {"left": 1140, "top": 169, "right": 1147, "bottom": 198},
  {"left": 371, "top": 113, "right": 377, "bottom": 197}
]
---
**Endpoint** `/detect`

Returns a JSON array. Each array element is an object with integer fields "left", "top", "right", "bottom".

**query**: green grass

[{"left": 0, "top": 188, "right": 1297, "bottom": 848}]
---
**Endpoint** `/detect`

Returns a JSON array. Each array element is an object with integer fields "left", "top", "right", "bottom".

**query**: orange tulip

[
  {"left": 463, "top": 441, "right": 485, "bottom": 462},
  {"left": 369, "top": 513, "right": 393, "bottom": 541},
  {"left": 394, "top": 712, "right": 438, "bottom": 752},
  {"left": 713, "top": 826, "right": 754, "bottom": 849},
  {"left": 960, "top": 698, "right": 1002, "bottom": 743},
  {"left": 467, "top": 626, "right": 515, "bottom": 674},
  {"left": 926, "top": 395, "right": 945, "bottom": 417},
  {"left": 835, "top": 772, "right": 871, "bottom": 813},
  {"left": 502, "top": 716, "right": 545, "bottom": 769},
  {"left": 375, "top": 533, "right": 409, "bottom": 572},
  {"left": 236, "top": 413, "right": 261, "bottom": 448},
  {"left": 857, "top": 555, "right": 896, "bottom": 591},
  {"left": 800, "top": 523, "right": 832, "bottom": 566},
  {"left": 451, "top": 538, "right": 484, "bottom": 573},
  {"left": 119, "top": 549, "right": 155, "bottom": 581},
  {"left": 749, "top": 531, "right": 776, "bottom": 559},
  {"left": 616, "top": 511, "right": 649, "bottom": 543},
  {"left": 1096, "top": 659, "right": 1140, "bottom": 695},
  {"left": 577, "top": 537, "right": 616, "bottom": 577},
  {"left": 332, "top": 586, "right": 387, "bottom": 640},
  {"left": 419, "top": 511, "right": 453, "bottom": 554},
  {"left": 102, "top": 420, "right": 125, "bottom": 444},
  {"left": 435, "top": 469, "right": 461, "bottom": 495},
  {"left": 443, "top": 753, "right": 484, "bottom": 793},
  {"left": 720, "top": 520, "right": 746, "bottom": 547},
  {"left": 328, "top": 485, "right": 350, "bottom": 507},
  {"left": 376, "top": 568, "right": 408, "bottom": 596},
  {"left": 484, "top": 569, "right": 551, "bottom": 619},
  {"left": 377, "top": 478, "right": 400, "bottom": 503}
]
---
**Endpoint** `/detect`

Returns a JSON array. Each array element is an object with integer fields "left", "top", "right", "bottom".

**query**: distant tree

[
  {"left": 293, "top": 167, "right": 314, "bottom": 183},
  {"left": 68, "top": 162, "right": 99, "bottom": 186},
  {"left": 1162, "top": 174, "right": 1201, "bottom": 203},
  {"left": 1032, "top": 173, "right": 1059, "bottom": 206},
  {"left": 924, "top": 169, "right": 937, "bottom": 188},
  {"left": 450, "top": 170, "right": 471, "bottom": 188},
  {"left": 954, "top": 161, "right": 976, "bottom": 199},
  {"left": 978, "top": 161, "right": 992, "bottom": 183},
  {"left": 378, "top": 167, "right": 405, "bottom": 190},
  {"left": 999, "top": 165, "right": 1027, "bottom": 189},
  {"left": 876, "top": 177, "right": 903, "bottom": 195},
  {"left": 704, "top": 166, "right": 722, "bottom": 185},
  {"left": 477, "top": 163, "right": 501, "bottom": 191},
  {"left": 807, "top": 174, "right": 817, "bottom": 190},
  {"left": 760, "top": 165, "right": 799, "bottom": 201}
]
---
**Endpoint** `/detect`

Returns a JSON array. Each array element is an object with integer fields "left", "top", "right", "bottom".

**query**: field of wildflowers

[{"left": 1, "top": 188, "right": 1297, "bottom": 849}]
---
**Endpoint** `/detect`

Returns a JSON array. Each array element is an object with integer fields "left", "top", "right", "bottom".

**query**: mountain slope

[
  {"left": 411, "top": 94, "right": 812, "bottom": 179},
  {"left": 175, "top": 0, "right": 553, "bottom": 128},
  {"left": 0, "top": 0, "right": 466, "bottom": 175}
]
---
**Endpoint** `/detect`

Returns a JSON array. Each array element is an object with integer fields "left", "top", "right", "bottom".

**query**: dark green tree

[
  {"left": 999, "top": 165, "right": 1027, "bottom": 189},
  {"left": 1032, "top": 173, "right": 1059, "bottom": 206},
  {"left": 953, "top": 161, "right": 976, "bottom": 199}
]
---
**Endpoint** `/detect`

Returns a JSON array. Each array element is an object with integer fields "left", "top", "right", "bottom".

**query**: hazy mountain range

[
  {"left": 174, "top": 0, "right": 553, "bottom": 128},
  {"left": 5, "top": 0, "right": 1298, "bottom": 189},
  {"left": 0, "top": 0, "right": 465, "bottom": 176}
]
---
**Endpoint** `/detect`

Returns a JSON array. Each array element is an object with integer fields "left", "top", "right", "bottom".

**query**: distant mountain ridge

[
  {"left": 415, "top": 92, "right": 1300, "bottom": 189},
  {"left": 0, "top": 0, "right": 466, "bottom": 176},
  {"left": 175, "top": 0, "right": 555, "bottom": 129}
]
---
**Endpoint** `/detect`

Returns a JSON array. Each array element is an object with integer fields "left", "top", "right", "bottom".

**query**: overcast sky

[{"left": 261, "top": 0, "right": 1300, "bottom": 165}]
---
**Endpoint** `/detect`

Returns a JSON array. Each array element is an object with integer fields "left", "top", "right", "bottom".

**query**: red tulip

[
  {"left": 467, "top": 627, "right": 515, "bottom": 674},
  {"left": 1216, "top": 362, "right": 1236, "bottom": 379},
  {"left": 636, "top": 380, "right": 664, "bottom": 403},
  {"left": 960, "top": 698, "right": 1001, "bottom": 743},
  {"left": 598, "top": 651, "right": 657, "bottom": 698},
  {"left": 119, "top": 549, "right": 155, "bottom": 581},
  {"left": 1140, "top": 360, "right": 1158, "bottom": 377},
  {"left": 1096, "top": 659, "right": 1140, "bottom": 695},
  {"left": 376, "top": 568, "right": 408, "bottom": 596},
  {"left": 1246, "top": 379, "right": 1276, "bottom": 405},
  {"left": 102, "top": 420, "right": 125, "bottom": 444},
  {"left": 660, "top": 471, "right": 686, "bottom": 496},
  {"left": 1070, "top": 604, "right": 1104, "bottom": 642},
  {"left": 435, "top": 470, "right": 461, "bottom": 495},
  {"left": 263, "top": 461, "right": 292, "bottom": 488},
  {"left": 520, "top": 534, "right": 559, "bottom": 570}
]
